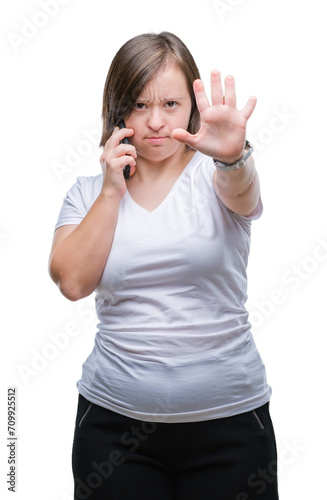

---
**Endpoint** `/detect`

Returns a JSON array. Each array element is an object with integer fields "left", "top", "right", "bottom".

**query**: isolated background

[{"left": 1, "top": 0, "right": 326, "bottom": 498}]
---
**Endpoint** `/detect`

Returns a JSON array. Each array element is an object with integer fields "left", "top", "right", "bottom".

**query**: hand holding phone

[{"left": 118, "top": 120, "right": 131, "bottom": 179}]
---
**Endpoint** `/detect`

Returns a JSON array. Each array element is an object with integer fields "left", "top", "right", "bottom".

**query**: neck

[{"left": 130, "top": 146, "right": 195, "bottom": 184}]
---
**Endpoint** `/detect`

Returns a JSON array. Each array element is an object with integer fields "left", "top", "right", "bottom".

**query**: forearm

[
  {"left": 49, "top": 191, "right": 121, "bottom": 301},
  {"left": 212, "top": 156, "right": 260, "bottom": 216}
]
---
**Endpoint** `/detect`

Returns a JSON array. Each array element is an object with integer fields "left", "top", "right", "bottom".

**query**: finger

[
  {"left": 211, "top": 70, "right": 223, "bottom": 106},
  {"left": 116, "top": 143, "right": 137, "bottom": 159},
  {"left": 100, "top": 142, "right": 137, "bottom": 169},
  {"left": 241, "top": 96, "right": 257, "bottom": 121},
  {"left": 104, "top": 127, "right": 134, "bottom": 151},
  {"left": 103, "top": 154, "right": 137, "bottom": 172},
  {"left": 117, "top": 127, "right": 134, "bottom": 142},
  {"left": 121, "top": 155, "right": 137, "bottom": 169},
  {"left": 172, "top": 128, "right": 198, "bottom": 148},
  {"left": 193, "top": 79, "right": 211, "bottom": 114},
  {"left": 224, "top": 75, "right": 236, "bottom": 108}
]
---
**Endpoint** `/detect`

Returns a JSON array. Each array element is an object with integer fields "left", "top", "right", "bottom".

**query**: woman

[{"left": 49, "top": 32, "right": 278, "bottom": 500}]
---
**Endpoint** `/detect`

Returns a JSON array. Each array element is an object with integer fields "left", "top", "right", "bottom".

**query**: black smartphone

[{"left": 118, "top": 120, "right": 131, "bottom": 179}]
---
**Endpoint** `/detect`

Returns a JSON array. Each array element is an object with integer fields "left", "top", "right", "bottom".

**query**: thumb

[{"left": 172, "top": 128, "right": 196, "bottom": 146}]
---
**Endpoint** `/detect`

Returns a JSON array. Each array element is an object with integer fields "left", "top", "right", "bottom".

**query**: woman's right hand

[{"left": 99, "top": 126, "right": 137, "bottom": 197}]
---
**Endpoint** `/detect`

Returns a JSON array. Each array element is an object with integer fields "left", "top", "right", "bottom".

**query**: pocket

[
  {"left": 76, "top": 395, "right": 94, "bottom": 429},
  {"left": 252, "top": 408, "right": 265, "bottom": 430}
]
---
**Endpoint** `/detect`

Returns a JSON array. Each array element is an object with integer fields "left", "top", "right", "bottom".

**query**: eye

[
  {"left": 134, "top": 102, "right": 147, "bottom": 110},
  {"left": 165, "top": 101, "right": 177, "bottom": 108}
]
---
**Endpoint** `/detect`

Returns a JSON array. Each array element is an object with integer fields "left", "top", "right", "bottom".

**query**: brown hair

[{"left": 99, "top": 31, "right": 201, "bottom": 147}]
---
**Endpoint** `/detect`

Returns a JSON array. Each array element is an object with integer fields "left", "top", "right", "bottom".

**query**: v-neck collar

[{"left": 125, "top": 151, "right": 200, "bottom": 215}]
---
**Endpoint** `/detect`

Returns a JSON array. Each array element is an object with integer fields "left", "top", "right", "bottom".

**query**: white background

[{"left": 1, "top": 0, "right": 326, "bottom": 498}]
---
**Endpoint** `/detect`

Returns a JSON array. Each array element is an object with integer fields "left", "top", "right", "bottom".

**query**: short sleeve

[{"left": 54, "top": 175, "right": 102, "bottom": 230}]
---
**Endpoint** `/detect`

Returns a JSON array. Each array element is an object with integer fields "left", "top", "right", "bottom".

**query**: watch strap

[{"left": 213, "top": 140, "right": 254, "bottom": 172}]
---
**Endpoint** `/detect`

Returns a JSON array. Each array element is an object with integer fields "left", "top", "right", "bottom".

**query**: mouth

[{"left": 146, "top": 136, "right": 168, "bottom": 145}]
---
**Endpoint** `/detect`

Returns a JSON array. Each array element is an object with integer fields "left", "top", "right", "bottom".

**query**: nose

[{"left": 147, "top": 107, "right": 165, "bottom": 131}]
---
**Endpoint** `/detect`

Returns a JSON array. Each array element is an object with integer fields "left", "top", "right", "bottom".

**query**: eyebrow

[{"left": 136, "top": 96, "right": 185, "bottom": 103}]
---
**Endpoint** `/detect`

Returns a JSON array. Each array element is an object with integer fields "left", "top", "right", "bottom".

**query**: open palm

[{"left": 172, "top": 71, "right": 256, "bottom": 163}]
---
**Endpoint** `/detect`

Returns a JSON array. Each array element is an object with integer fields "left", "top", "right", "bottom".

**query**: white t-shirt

[{"left": 55, "top": 151, "right": 271, "bottom": 422}]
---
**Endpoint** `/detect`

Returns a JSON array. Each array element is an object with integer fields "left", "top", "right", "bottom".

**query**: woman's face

[{"left": 125, "top": 64, "right": 193, "bottom": 163}]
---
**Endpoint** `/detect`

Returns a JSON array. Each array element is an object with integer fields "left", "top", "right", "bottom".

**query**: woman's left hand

[{"left": 172, "top": 71, "right": 256, "bottom": 164}]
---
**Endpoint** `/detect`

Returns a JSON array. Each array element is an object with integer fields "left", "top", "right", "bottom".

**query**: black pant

[{"left": 72, "top": 395, "right": 279, "bottom": 500}]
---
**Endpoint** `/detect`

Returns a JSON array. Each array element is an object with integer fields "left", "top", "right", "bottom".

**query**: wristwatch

[{"left": 213, "top": 140, "right": 254, "bottom": 172}]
